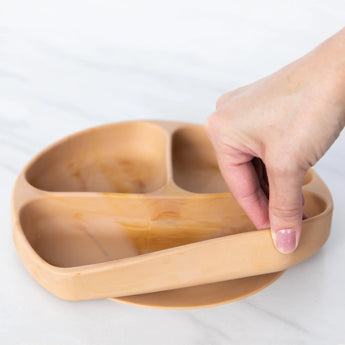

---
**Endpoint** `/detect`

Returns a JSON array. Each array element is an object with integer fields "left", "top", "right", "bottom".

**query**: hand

[{"left": 205, "top": 29, "right": 345, "bottom": 253}]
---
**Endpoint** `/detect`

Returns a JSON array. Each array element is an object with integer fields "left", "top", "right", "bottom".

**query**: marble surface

[{"left": 1, "top": 0, "right": 345, "bottom": 344}]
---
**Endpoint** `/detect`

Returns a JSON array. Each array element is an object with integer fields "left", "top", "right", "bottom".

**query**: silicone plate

[{"left": 12, "top": 120, "right": 333, "bottom": 309}]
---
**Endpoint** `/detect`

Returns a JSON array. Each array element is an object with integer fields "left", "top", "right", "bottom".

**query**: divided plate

[{"left": 11, "top": 120, "right": 333, "bottom": 309}]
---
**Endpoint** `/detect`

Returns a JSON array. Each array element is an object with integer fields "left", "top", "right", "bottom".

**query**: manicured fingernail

[{"left": 275, "top": 229, "right": 296, "bottom": 254}]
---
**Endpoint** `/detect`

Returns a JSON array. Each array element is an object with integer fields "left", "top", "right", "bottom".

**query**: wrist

[{"left": 313, "top": 28, "right": 345, "bottom": 113}]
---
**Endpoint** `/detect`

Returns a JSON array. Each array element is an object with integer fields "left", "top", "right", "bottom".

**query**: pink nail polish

[{"left": 275, "top": 229, "right": 296, "bottom": 254}]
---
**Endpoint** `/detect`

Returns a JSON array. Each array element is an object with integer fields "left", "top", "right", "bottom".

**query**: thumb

[{"left": 267, "top": 166, "right": 306, "bottom": 254}]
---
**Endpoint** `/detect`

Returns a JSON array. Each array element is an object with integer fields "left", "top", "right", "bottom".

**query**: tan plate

[
  {"left": 112, "top": 271, "right": 284, "bottom": 309},
  {"left": 11, "top": 120, "right": 333, "bottom": 309}
]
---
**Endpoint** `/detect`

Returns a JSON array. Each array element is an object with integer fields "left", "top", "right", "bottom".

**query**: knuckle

[
  {"left": 205, "top": 111, "right": 223, "bottom": 138},
  {"left": 216, "top": 93, "right": 229, "bottom": 109},
  {"left": 238, "top": 184, "right": 261, "bottom": 202},
  {"left": 266, "top": 154, "right": 303, "bottom": 178},
  {"left": 269, "top": 204, "right": 302, "bottom": 219},
  {"left": 216, "top": 88, "right": 242, "bottom": 109}
]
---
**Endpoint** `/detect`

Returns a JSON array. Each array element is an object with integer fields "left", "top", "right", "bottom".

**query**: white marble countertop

[{"left": 1, "top": 1, "right": 345, "bottom": 344}]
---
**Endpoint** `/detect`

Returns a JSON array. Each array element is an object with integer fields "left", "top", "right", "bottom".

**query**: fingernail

[{"left": 275, "top": 229, "right": 296, "bottom": 254}]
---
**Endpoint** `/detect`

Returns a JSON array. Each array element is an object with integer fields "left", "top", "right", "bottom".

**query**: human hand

[{"left": 205, "top": 29, "right": 345, "bottom": 253}]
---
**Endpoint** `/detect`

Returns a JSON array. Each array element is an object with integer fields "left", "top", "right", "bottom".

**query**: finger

[
  {"left": 217, "top": 154, "right": 270, "bottom": 229},
  {"left": 267, "top": 167, "right": 306, "bottom": 254}
]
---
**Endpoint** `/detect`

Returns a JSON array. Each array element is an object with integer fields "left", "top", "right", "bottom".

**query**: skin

[{"left": 205, "top": 28, "right": 345, "bottom": 254}]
